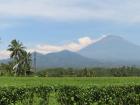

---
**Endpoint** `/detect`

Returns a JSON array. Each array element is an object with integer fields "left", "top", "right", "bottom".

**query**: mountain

[
  {"left": 78, "top": 35, "right": 140, "bottom": 66},
  {"left": 1, "top": 35, "right": 140, "bottom": 68},
  {"left": 32, "top": 50, "right": 101, "bottom": 68},
  {"left": 0, "top": 59, "right": 10, "bottom": 64}
]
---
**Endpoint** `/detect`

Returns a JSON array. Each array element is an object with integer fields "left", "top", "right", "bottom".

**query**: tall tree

[
  {"left": 21, "top": 51, "right": 32, "bottom": 76},
  {"left": 7, "top": 39, "right": 32, "bottom": 76},
  {"left": 8, "top": 39, "right": 25, "bottom": 61}
]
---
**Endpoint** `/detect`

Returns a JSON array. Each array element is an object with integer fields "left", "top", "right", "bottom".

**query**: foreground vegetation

[
  {"left": 0, "top": 77, "right": 139, "bottom": 105},
  {"left": 0, "top": 85, "right": 140, "bottom": 105}
]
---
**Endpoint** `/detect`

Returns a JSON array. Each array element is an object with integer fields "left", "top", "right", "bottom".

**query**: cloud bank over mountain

[
  {"left": 28, "top": 36, "right": 106, "bottom": 54},
  {"left": 0, "top": 51, "right": 10, "bottom": 59},
  {"left": 0, "top": 36, "right": 105, "bottom": 59}
]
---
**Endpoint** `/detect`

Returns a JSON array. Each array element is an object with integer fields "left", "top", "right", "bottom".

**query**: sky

[{"left": 1, "top": 0, "right": 140, "bottom": 59}]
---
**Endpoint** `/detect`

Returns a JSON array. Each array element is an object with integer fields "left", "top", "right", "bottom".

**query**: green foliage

[
  {"left": 0, "top": 85, "right": 139, "bottom": 105},
  {"left": 0, "top": 77, "right": 139, "bottom": 87},
  {"left": 0, "top": 86, "right": 52, "bottom": 105},
  {"left": 0, "top": 77, "right": 138, "bottom": 105},
  {"left": 57, "top": 85, "right": 140, "bottom": 105},
  {"left": 57, "top": 86, "right": 83, "bottom": 105},
  {"left": 7, "top": 39, "right": 32, "bottom": 76},
  {"left": 37, "top": 66, "right": 140, "bottom": 77},
  {"left": 0, "top": 62, "right": 14, "bottom": 76}
]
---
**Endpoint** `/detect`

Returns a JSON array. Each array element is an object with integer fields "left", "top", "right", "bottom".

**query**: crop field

[
  {"left": 0, "top": 77, "right": 139, "bottom": 105},
  {"left": 0, "top": 77, "right": 140, "bottom": 87}
]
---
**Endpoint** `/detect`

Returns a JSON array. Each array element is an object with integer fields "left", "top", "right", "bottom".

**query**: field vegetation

[
  {"left": 0, "top": 77, "right": 139, "bottom": 105},
  {"left": 0, "top": 40, "right": 140, "bottom": 105},
  {"left": 0, "top": 77, "right": 139, "bottom": 87}
]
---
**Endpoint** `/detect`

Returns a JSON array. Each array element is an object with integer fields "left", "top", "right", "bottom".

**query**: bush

[
  {"left": 57, "top": 85, "right": 140, "bottom": 105},
  {"left": 0, "top": 85, "right": 139, "bottom": 105},
  {"left": 0, "top": 86, "right": 52, "bottom": 105}
]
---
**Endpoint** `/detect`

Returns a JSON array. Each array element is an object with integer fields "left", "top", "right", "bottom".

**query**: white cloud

[
  {"left": 0, "top": 50, "right": 10, "bottom": 59},
  {"left": 0, "top": 0, "right": 140, "bottom": 23},
  {"left": 28, "top": 37, "right": 92, "bottom": 54},
  {"left": 0, "top": 35, "right": 107, "bottom": 59},
  {"left": 78, "top": 37, "right": 93, "bottom": 46},
  {"left": 29, "top": 36, "right": 106, "bottom": 54}
]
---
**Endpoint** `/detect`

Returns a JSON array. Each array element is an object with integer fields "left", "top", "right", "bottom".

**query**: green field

[
  {"left": 0, "top": 77, "right": 140, "bottom": 87},
  {"left": 0, "top": 77, "right": 139, "bottom": 105}
]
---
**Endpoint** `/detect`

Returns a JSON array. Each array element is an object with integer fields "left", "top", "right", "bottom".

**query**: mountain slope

[
  {"left": 78, "top": 35, "right": 140, "bottom": 65},
  {"left": 33, "top": 50, "right": 101, "bottom": 68},
  {"left": 0, "top": 59, "right": 10, "bottom": 64}
]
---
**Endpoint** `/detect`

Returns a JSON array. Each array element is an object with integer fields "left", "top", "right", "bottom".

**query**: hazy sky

[{"left": 0, "top": 0, "right": 140, "bottom": 59}]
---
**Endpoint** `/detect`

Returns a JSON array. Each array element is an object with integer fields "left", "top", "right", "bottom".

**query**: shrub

[
  {"left": 0, "top": 86, "right": 52, "bottom": 105},
  {"left": 57, "top": 85, "right": 140, "bottom": 105},
  {"left": 0, "top": 85, "right": 139, "bottom": 105}
]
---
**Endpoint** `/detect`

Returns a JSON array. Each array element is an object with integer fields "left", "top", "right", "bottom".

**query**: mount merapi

[
  {"left": 1, "top": 35, "right": 140, "bottom": 68},
  {"left": 79, "top": 35, "right": 140, "bottom": 66}
]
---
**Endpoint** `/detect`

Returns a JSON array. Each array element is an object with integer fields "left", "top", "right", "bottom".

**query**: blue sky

[{"left": 0, "top": 0, "right": 140, "bottom": 58}]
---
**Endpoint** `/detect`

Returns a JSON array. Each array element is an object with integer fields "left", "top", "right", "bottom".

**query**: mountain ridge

[{"left": 1, "top": 35, "right": 140, "bottom": 68}]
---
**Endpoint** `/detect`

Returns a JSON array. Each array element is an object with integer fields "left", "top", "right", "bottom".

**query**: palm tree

[
  {"left": 8, "top": 39, "right": 26, "bottom": 76},
  {"left": 8, "top": 39, "right": 25, "bottom": 61},
  {"left": 21, "top": 51, "right": 32, "bottom": 76},
  {"left": 8, "top": 39, "right": 33, "bottom": 76}
]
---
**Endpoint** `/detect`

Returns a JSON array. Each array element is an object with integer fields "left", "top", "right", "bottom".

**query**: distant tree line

[
  {"left": 36, "top": 66, "right": 140, "bottom": 77},
  {"left": 1, "top": 63, "right": 140, "bottom": 77}
]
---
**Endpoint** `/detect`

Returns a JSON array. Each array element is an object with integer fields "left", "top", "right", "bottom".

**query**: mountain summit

[{"left": 78, "top": 35, "right": 140, "bottom": 64}]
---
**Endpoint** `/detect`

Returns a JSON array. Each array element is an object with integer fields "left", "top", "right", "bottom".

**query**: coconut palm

[
  {"left": 8, "top": 39, "right": 26, "bottom": 76},
  {"left": 21, "top": 51, "right": 32, "bottom": 76},
  {"left": 8, "top": 39, "right": 25, "bottom": 61}
]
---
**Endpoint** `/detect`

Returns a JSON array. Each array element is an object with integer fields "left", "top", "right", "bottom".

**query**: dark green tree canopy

[{"left": 7, "top": 39, "right": 32, "bottom": 76}]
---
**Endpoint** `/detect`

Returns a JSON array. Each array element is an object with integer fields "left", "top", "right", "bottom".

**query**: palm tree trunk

[{"left": 24, "top": 69, "right": 26, "bottom": 77}]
